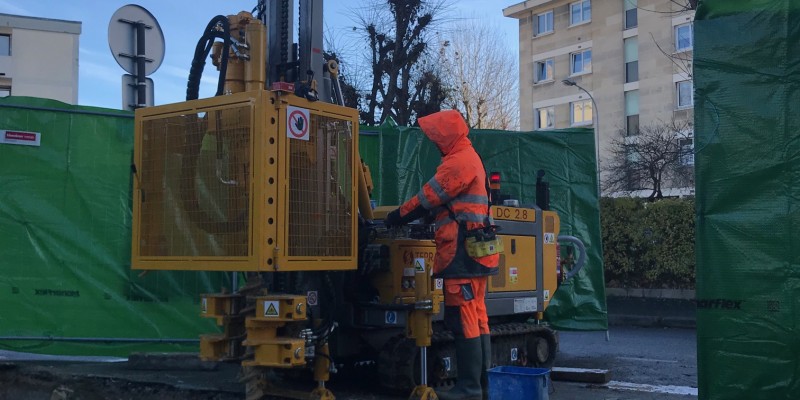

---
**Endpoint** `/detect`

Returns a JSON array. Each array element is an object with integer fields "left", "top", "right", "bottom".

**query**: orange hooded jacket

[{"left": 398, "top": 110, "right": 499, "bottom": 278}]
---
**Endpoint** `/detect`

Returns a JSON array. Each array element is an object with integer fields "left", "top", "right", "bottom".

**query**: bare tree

[
  {"left": 345, "top": 0, "right": 451, "bottom": 126},
  {"left": 630, "top": 0, "right": 695, "bottom": 77},
  {"left": 603, "top": 119, "right": 694, "bottom": 200},
  {"left": 324, "top": 25, "right": 372, "bottom": 115},
  {"left": 650, "top": 32, "right": 692, "bottom": 79},
  {"left": 437, "top": 18, "right": 519, "bottom": 130},
  {"left": 632, "top": 0, "right": 696, "bottom": 15}
]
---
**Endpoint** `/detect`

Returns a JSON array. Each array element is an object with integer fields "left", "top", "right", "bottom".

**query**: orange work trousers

[{"left": 443, "top": 277, "right": 489, "bottom": 339}]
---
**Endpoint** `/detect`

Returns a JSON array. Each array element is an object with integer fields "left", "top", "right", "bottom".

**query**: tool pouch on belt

[{"left": 464, "top": 225, "right": 504, "bottom": 258}]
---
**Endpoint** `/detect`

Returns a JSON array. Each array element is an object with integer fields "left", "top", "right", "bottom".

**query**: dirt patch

[
  {"left": 0, "top": 361, "right": 405, "bottom": 400},
  {"left": 0, "top": 363, "right": 240, "bottom": 400}
]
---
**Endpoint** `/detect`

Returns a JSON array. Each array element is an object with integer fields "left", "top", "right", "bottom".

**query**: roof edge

[
  {"left": 503, "top": 0, "right": 556, "bottom": 18},
  {"left": 0, "top": 13, "right": 81, "bottom": 35}
]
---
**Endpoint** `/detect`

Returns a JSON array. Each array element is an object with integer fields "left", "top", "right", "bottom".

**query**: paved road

[
  {"left": 551, "top": 326, "right": 697, "bottom": 399},
  {"left": 0, "top": 326, "right": 696, "bottom": 399}
]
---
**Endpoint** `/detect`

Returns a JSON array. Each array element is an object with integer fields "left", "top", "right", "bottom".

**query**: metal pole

[
  {"left": 420, "top": 346, "right": 428, "bottom": 386},
  {"left": 573, "top": 83, "right": 601, "bottom": 198},
  {"left": 135, "top": 21, "right": 147, "bottom": 108},
  {"left": 562, "top": 80, "right": 601, "bottom": 198}
]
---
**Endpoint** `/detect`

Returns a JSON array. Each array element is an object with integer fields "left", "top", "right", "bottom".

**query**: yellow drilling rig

[{"left": 129, "top": 2, "right": 586, "bottom": 399}]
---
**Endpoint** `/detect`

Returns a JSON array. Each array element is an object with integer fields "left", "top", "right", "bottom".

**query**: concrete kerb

[{"left": 605, "top": 288, "right": 696, "bottom": 329}]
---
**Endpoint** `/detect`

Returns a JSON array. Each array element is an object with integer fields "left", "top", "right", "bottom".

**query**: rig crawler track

[{"left": 379, "top": 322, "right": 558, "bottom": 392}]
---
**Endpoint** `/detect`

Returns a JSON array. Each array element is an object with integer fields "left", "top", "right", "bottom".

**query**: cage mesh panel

[
  {"left": 288, "top": 115, "right": 353, "bottom": 256},
  {"left": 139, "top": 106, "right": 252, "bottom": 257}
]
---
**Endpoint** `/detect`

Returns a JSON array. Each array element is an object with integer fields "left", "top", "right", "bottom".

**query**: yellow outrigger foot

[
  {"left": 408, "top": 385, "right": 438, "bottom": 400},
  {"left": 310, "top": 387, "right": 335, "bottom": 400}
]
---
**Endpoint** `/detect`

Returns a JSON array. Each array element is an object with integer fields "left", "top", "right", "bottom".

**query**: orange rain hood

[{"left": 418, "top": 110, "right": 471, "bottom": 156}]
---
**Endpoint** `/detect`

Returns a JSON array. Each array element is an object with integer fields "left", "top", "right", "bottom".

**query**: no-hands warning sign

[{"left": 286, "top": 106, "right": 310, "bottom": 141}]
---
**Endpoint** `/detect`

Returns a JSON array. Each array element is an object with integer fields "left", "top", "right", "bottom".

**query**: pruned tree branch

[
  {"left": 649, "top": 32, "right": 692, "bottom": 79},
  {"left": 631, "top": 0, "right": 696, "bottom": 15}
]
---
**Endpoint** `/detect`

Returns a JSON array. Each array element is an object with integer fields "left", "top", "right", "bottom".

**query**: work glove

[{"left": 384, "top": 209, "right": 403, "bottom": 228}]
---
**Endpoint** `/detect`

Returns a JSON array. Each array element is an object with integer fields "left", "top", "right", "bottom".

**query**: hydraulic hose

[
  {"left": 186, "top": 15, "right": 231, "bottom": 100},
  {"left": 558, "top": 235, "right": 588, "bottom": 280}
]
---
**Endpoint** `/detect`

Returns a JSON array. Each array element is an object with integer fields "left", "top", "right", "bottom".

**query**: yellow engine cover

[{"left": 491, "top": 235, "right": 536, "bottom": 292}]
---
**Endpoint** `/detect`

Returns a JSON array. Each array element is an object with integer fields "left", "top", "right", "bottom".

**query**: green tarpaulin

[
  {"left": 0, "top": 97, "right": 226, "bottom": 356},
  {"left": 0, "top": 96, "right": 605, "bottom": 358},
  {"left": 696, "top": 1, "right": 800, "bottom": 398}
]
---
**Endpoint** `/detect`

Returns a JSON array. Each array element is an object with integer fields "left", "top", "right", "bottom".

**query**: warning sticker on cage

[
  {"left": 287, "top": 106, "right": 310, "bottom": 141},
  {"left": 544, "top": 233, "right": 555, "bottom": 244},
  {"left": 414, "top": 258, "right": 425, "bottom": 273},
  {"left": 264, "top": 300, "right": 280, "bottom": 317},
  {"left": 385, "top": 311, "right": 398, "bottom": 324},
  {"left": 307, "top": 291, "right": 318, "bottom": 306},
  {"left": 544, "top": 290, "right": 550, "bottom": 301},
  {"left": 201, "top": 298, "right": 208, "bottom": 314},
  {"left": 435, "top": 279, "right": 443, "bottom": 290},
  {"left": 511, "top": 348, "right": 519, "bottom": 362},
  {"left": 510, "top": 267, "right": 518, "bottom": 284},
  {"left": 513, "top": 297, "right": 537, "bottom": 314}
]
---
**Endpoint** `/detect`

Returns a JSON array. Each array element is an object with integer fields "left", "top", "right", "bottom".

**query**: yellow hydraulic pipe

[
  {"left": 357, "top": 160, "right": 374, "bottom": 221},
  {"left": 245, "top": 21, "right": 266, "bottom": 91}
]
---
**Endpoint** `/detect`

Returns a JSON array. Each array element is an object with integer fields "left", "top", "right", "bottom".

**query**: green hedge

[{"left": 601, "top": 197, "right": 695, "bottom": 289}]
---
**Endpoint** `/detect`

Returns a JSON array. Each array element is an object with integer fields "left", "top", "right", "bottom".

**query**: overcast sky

[{"left": 0, "top": 0, "right": 519, "bottom": 109}]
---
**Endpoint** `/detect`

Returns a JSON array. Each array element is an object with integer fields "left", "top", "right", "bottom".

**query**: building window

[
  {"left": 625, "top": 145, "right": 640, "bottom": 190},
  {"left": 570, "top": 0, "right": 592, "bottom": 25},
  {"left": 625, "top": 90, "right": 639, "bottom": 135},
  {"left": 535, "top": 11, "right": 554, "bottom": 36},
  {"left": 570, "top": 100, "right": 593, "bottom": 126},
  {"left": 0, "top": 87, "right": 9, "bottom": 97},
  {"left": 675, "top": 23, "right": 693, "bottom": 52},
  {"left": 570, "top": 49, "right": 592, "bottom": 75},
  {"left": 677, "top": 80, "right": 693, "bottom": 109},
  {"left": 624, "top": 37, "right": 638, "bottom": 83},
  {"left": 624, "top": 0, "right": 638, "bottom": 29},
  {"left": 535, "top": 107, "right": 555, "bottom": 130},
  {"left": 679, "top": 137, "right": 694, "bottom": 166},
  {"left": 627, "top": 115, "right": 639, "bottom": 136},
  {"left": 534, "top": 59, "right": 554, "bottom": 83},
  {"left": 0, "top": 35, "right": 9, "bottom": 56}
]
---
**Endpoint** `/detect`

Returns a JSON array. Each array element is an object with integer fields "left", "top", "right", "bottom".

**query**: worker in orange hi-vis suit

[{"left": 385, "top": 110, "right": 500, "bottom": 400}]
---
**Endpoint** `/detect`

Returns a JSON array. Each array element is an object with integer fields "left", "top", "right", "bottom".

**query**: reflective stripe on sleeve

[
  {"left": 417, "top": 191, "right": 434, "bottom": 209},
  {"left": 428, "top": 178, "right": 453, "bottom": 204}
]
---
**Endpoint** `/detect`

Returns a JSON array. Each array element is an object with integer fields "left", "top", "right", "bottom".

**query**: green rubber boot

[
  {"left": 437, "top": 337, "right": 483, "bottom": 400},
  {"left": 480, "top": 334, "right": 492, "bottom": 400}
]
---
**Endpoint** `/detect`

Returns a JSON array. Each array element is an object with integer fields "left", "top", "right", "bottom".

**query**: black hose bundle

[{"left": 186, "top": 15, "right": 231, "bottom": 100}]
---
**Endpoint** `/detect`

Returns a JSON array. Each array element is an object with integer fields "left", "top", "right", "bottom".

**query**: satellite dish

[{"left": 108, "top": 4, "right": 165, "bottom": 76}]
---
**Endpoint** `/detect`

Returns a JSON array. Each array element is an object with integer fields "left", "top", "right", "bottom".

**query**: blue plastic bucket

[{"left": 488, "top": 366, "right": 550, "bottom": 400}]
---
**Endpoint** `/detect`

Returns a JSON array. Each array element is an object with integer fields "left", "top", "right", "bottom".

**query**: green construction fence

[
  {"left": 696, "top": 1, "right": 800, "bottom": 398},
  {"left": 0, "top": 96, "right": 606, "bottom": 357}
]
